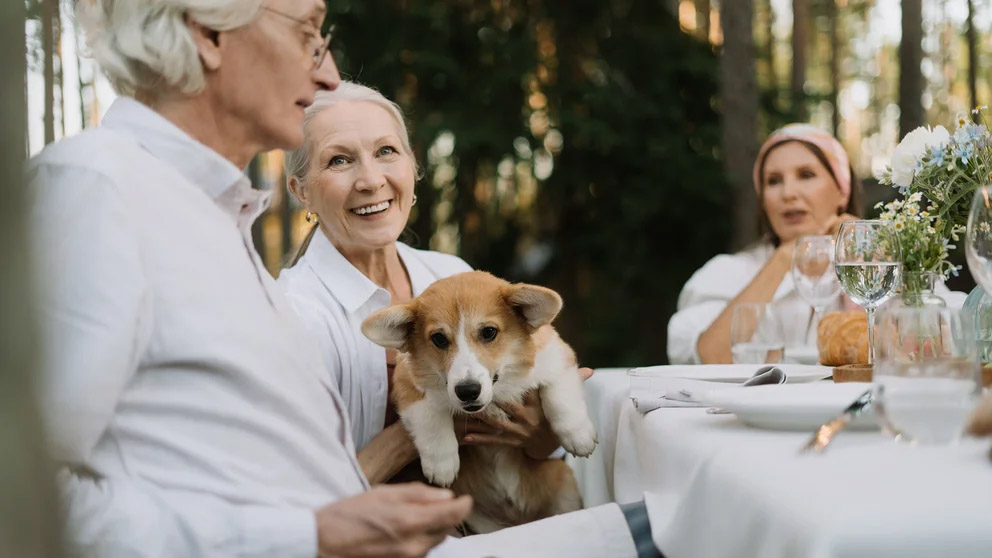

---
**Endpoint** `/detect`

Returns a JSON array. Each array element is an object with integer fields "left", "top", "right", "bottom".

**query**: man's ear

[
  {"left": 503, "top": 284, "right": 563, "bottom": 331},
  {"left": 186, "top": 16, "right": 222, "bottom": 71},
  {"left": 361, "top": 304, "right": 416, "bottom": 351}
]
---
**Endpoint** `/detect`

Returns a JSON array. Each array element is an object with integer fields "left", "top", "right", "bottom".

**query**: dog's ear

[
  {"left": 362, "top": 304, "right": 416, "bottom": 351},
  {"left": 503, "top": 284, "right": 563, "bottom": 330}
]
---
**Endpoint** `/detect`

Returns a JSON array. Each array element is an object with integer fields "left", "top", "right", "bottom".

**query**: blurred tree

[
  {"left": 695, "top": 0, "right": 710, "bottom": 41},
  {"left": 827, "top": 0, "right": 839, "bottom": 136},
  {"left": 40, "top": 0, "right": 55, "bottom": 144},
  {"left": 3, "top": 2, "right": 61, "bottom": 556},
  {"left": 967, "top": 0, "right": 978, "bottom": 112},
  {"left": 719, "top": 0, "right": 758, "bottom": 249},
  {"left": 899, "top": 0, "right": 923, "bottom": 136},
  {"left": 791, "top": 0, "right": 809, "bottom": 121},
  {"left": 324, "top": 0, "right": 729, "bottom": 365}
]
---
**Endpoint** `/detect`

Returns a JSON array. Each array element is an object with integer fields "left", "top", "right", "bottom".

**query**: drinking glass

[
  {"left": 791, "top": 235, "right": 841, "bottom": 338},
  {"left": 834, "top": 220, "right": 902, "bottom": 364},
  {"left": 966, "top": 185, "right": 992, "bottom": 292},
  {"left": 873, "top": 306, "right": 981, "bottom": 444},
  {"left": 730, "top": 302, "right": 785, "bottom": 364}
]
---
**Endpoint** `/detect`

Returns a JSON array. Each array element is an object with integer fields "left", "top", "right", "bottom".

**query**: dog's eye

[
  {"left": 479, "top": 326, "right": 499, "bottom": 342},
  {"left": 430, "top": 332, "right": 450, "bottom": 349}
]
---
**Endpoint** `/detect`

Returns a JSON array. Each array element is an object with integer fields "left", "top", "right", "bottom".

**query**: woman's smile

[{"left": 350, "top": 199, "right": 393, "bottom": 218}]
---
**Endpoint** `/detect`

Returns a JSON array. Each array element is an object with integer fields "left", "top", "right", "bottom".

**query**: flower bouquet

[{"left": 877, "top": 109, "right": 992, "bottom": 282}]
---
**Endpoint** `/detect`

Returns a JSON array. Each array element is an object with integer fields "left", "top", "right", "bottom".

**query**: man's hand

[
  {"left": 316, "top": 483, "right": 472, "bottom": 558},
  {"left": 458, "top": 367, "right": 595, "bottom": 459}
]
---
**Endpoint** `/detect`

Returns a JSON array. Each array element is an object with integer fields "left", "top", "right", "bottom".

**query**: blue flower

[
  {"left": 928, "top": 149, "right": 945, "bottom": 168},
  {"left": 955, "top": 143, "right": 974, "bottom": 165}
]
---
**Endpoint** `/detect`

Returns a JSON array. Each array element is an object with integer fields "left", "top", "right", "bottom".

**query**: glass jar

[
  {"left": 887, "top": 271, "right": 946, "bottom": 310},
  {"left": 962, "top": 285, "right": 992, "bottom": 362}
]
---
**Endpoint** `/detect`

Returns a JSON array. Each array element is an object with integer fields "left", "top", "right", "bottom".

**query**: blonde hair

[
  {"left": 285, "top": 82, "right": 419, "bottom": 265},
  {"left": 75, "top": 0, "right": 263, "bottom": 98}
]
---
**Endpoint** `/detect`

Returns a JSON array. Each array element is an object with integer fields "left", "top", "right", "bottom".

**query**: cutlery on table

[{"left": 798, "top": 388, "right": 874, "bottom": 454}]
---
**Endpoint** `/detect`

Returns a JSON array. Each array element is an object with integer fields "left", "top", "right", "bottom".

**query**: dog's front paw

[
  {"left": 557, "top": 418, "right": 598, "bottom": 458},
  {"left": 421, "top": 451, "right": 460, "bottom": 486}
]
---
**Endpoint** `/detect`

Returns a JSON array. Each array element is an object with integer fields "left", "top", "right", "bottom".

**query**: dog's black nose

[{"left": 454, "top": 381, "right": 482, "bottom": 402}]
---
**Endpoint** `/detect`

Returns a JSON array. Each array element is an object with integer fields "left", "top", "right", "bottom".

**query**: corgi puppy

[{"left": 361, "top": 271, "right": 598, "bottom": 533}]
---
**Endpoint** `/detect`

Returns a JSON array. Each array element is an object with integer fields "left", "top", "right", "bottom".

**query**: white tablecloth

[{"left": 568, "top": 368, "right": 992, "bottom": 558}]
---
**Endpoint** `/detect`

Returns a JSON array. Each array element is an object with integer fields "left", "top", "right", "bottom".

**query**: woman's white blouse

[
  {"left": 277, "top": 232, "right": 472, "bottom": 450},
  {"left": 667, "top": 243, "right": 966, "bottom": 365}
]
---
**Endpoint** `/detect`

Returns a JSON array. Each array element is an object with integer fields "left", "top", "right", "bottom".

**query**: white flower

[
  {"left": 890, "top": 125, "right": 951, "bottom": 187},
  {"left": 909, "top": 192, "right": 923, "bottom": 202}
]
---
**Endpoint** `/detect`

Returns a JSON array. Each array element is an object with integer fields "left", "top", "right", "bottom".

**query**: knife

[{"left": 798, "top": 388, "right": 874, "bottom": 454}]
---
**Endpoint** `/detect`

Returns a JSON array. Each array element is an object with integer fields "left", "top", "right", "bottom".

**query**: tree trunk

[
  {"left": 41, "top": 0, "right": 55, "bottom": 145},
  {"left": 54, "top": 0, "right": 64, "bottom": 137},
  {"left": 720, "top": 0, "right": 759, "bottom": 249},
  {"left": 828, "top": 0, "right": 840, "bottom": 136},
  {"left": 791, "top": 0, "right": 809, "bottom": 121},
  {"left": 967, "top": 0, "right": 978, "bottom": 113},
  {"left": 696, "top": 0, "right": 711, "bottom": 41},
  {"left": 899, "top": 0, "right": 924, "bottom": 137},
  {"left": 0, "top": 1, "right": 62, "bottom": 556},
  {"left": 765, "top": 0, "right": 776, "bottom": 103}
]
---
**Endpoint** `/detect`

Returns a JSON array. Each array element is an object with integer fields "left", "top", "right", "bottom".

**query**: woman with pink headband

[{"left": 667, "top": 124, "right": 861, "bottom": 364}]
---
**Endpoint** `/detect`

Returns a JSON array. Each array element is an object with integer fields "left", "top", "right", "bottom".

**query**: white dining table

[{"left": 567, "top": 367, "right": 992, "bottom": 558}]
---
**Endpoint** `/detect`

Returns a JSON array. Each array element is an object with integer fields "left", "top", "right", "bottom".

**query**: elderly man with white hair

[{"left": 27, "top": 1, "right": 662, "bottom": 557}]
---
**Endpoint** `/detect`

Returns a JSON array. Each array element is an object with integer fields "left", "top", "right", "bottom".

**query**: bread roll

[{"left": 817, "top": 311, "right": 868, "bottom": 366}]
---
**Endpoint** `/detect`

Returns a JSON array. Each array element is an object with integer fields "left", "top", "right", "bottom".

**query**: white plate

[
  {"left": 627, "top": 364, "right": 831, "bottom": 384},
  {"left": 783, "top": 345, "right": 819, "bottom": 365},
  {"left": 699, "top": 382, "right": 878, "bottom": 431}
]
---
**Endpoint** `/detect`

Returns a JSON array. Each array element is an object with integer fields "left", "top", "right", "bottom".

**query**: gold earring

[
  {"left": 412, "top": 195, "right": 418, "bottom": 206},
  {"left": 305, "top": 211, "right": 319, "bottom": 225}
]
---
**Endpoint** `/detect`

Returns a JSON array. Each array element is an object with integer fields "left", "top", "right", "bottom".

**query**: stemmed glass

[
  {"left": 834, "top": 220, "right": 902, "bottom": 364},
  {"left": 791, "top": 235, "right": 841, "bottom": 341},
  {"left": 966, "top": 185, "right": 992, "bottom": 292}
]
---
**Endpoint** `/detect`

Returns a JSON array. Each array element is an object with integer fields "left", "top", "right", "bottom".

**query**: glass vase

[
  {"left": 884, "top": 271, "right": 946, "bottom": 311},
  {"left": 962, "top": 285, "right": 992, "bottom": 362}
]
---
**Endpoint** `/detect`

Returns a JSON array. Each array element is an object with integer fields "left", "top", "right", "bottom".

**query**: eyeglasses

[{"left": 262, "top": 6, "right": 332, "bottom": 68}]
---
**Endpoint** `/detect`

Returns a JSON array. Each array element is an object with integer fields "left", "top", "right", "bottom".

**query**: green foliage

[{"left": 325, "top": 0, "right": 729, "bottom": 366}]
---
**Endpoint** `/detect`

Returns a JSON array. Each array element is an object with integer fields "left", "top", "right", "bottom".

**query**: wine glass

[
  {"left": 834, "top": 220, "right": 902, "bottom": 364},
  {"left": 966, "top": 185, "right": 992, "bottom": 292},
  {"left": 730, "top": 302, "right": 785, "bottom": 364},
  {"left": 791, "top": 235, "right": 841, "bottom": 340}
]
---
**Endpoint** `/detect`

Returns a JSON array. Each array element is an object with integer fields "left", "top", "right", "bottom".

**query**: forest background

[{"left": 22, "top": 0, "right": 990, "bottom": 366}]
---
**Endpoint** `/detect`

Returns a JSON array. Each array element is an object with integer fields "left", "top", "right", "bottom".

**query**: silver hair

[
  {"left": 74, "top": 0, "right": 263, "bottom": 97},
  {"left": 285, "top": 82, "right": 419, "bottom": 184}
]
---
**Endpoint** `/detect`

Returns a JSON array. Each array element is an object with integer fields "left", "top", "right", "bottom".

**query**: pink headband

[{"left": 753, "top": 124, "right": 851, "bottom": 207}]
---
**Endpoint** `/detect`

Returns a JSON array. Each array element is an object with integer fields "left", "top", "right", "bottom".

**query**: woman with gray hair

[{"left": 278, "top": 81, "right": 572, "bottom": 484}]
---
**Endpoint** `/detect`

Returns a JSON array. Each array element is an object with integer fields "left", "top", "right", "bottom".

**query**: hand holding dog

[
  {"left": 316, "top": 483, "right": 472, "bottom": 558},
  {"left": 459, "top": 367, "right": 594, "bottom": 459}
]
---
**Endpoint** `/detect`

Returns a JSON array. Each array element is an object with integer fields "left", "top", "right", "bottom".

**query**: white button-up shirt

[
  {"left": 667, "top": 242, "right": 967, "bottom": 364},
  {"left": 27, "top": 97, "right": 368, "bottom": 558},
  {"left": 277, "top": 232, "right": 472, "bottom": 449}
]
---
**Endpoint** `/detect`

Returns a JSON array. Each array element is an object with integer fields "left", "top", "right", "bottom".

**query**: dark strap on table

[{"left": 619, "top": 500, "right": 665, "bottom": 558}]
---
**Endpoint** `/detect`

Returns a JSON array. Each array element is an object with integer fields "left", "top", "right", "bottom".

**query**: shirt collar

[
  {"left": 304, "top": 231, "right": 386, "bottom": 314},
  {"left": 100, "top": 97, "right": 270, "bottom": 230},
  {"left": 303, "top": 233, "right": 436, "bottom": 315}
]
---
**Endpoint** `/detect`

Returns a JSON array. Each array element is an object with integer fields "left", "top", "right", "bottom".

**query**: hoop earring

[
  {"left": 305, "top": 211, "right": 319, "bottom": 225},
  {"left": 412, "top": 195, "right": 418, "bottom": 206}
]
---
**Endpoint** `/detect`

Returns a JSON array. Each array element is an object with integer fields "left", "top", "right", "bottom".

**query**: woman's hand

[
  {"left": 457, "top": 367, "right": 594, "bottom": 459},
  {"left": 819, "top": 213, "right": 859, "bottom": 236}
]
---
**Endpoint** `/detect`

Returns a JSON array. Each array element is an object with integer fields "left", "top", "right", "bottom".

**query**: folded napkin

[{"left": 630, "top": 378, "right": 737, "bottom": 414}]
